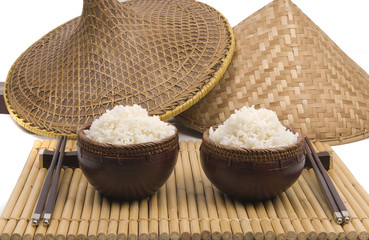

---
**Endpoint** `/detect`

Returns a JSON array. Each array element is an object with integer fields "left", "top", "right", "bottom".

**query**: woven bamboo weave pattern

[
  {"left": 1, "top": 140, "right": 369, "bottom": 240},
  {"left": 4, "top": 0, "right": 234, "bottom": 139},
  {"left": 177, "top": 0, "right": 369, "bottom": 145}
]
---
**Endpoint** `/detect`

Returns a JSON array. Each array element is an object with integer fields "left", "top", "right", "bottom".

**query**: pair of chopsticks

[
  {"left": 32, "top": 135, "right": 67, "bottom": 226},
  {"left": 304, "top": 137, "right": 350, "bottom": 224}
]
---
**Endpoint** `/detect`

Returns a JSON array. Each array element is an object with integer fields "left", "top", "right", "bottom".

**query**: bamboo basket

[{"left": 1, "top": 140, "right": 369, "bottom": 240}]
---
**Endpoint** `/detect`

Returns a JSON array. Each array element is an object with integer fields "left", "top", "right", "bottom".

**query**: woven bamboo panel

[
  {"left": 177, "top": 0, "right": 369, "bottom": 145},
  {"left": 1, "top": 140, "right": 369, "bottom": 240},
  {"left": 4, "top": 0, "right": 234, "bottom": 139}
]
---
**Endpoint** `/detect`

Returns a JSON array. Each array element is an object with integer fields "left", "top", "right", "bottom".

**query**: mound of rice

[
  {"left": 209, "top": 106, "right": 298, "bottom": 149},
  {"left": 84, "top": 105, "right": 175, "bottom": 145}
]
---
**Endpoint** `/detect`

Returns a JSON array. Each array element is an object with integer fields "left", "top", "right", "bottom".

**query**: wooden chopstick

[
  {"left": 43, "top": 135, "right": 67, "bottom": 225},
  {"left": 305, "top": 137, "right": 350, "bottom": 223},
  {"left": 304, "top": 138, "right": 343, "bottom": 224},
  {"left": 32, "top": 136, "right": 64, "bottom": 226}
]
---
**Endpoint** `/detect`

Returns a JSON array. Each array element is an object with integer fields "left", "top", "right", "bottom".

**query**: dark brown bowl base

[
  {"left": 78, "top": 146, "right": 178, "bottom": 201},
  {"left": 200, "top": 145, "right": 305, "bottom": 201}
]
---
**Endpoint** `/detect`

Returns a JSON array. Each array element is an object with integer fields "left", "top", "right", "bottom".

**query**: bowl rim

[
  {"left": 201, "top": 126, "right": 305, "bottom": 162},
  {"left": 77, "top": 122, "right": 179, "bottom": 156}
]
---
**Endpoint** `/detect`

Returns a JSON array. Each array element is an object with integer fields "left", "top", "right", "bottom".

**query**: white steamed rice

[
  {"left": 84, "top": 105, "right": 175, "bottom": 145},
  {"left": 209, "top": 106, "right": 298, "bottom": 149}
]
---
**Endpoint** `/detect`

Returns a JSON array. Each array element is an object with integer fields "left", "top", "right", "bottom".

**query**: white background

[{"left": 0, "top": 0, "right": 369, "bottom": 213}]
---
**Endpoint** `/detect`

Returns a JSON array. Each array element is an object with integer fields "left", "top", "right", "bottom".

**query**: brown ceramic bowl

[
  {"left": 77, "top": 123, "right": 179, "bottom": 201},
  {"left": 200, "top": 128, "right": 305, "bottom": 200}
]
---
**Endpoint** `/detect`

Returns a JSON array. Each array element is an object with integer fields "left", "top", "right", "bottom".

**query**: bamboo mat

[{"left": 1, "top": 140, "right": 369, "bottom": 240}]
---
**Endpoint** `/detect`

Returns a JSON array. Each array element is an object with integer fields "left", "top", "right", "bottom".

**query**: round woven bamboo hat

[
  {"left": 177, "top": 0, "right": 369, "bottom": 145},
  {"left": 4, "top": 0, "right": 234, "bottom": 139}
]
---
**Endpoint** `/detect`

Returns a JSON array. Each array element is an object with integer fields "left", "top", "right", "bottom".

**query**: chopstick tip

[
  {"left": 342, "top": 211, "right": 350, "bottom": 223},
  {"left": 32, "top": 219, "right": 39, "bottom": 227},
  {"left": 335, "top": 212, "right": 343, "bottom": 224},
  {"left": 31, "top": 213, "right": 41, "bottom": 226},
  {"left": 43, "top": 213, "right": 52, "bottom": 226},
  {"left": 43, "top": 219, "right": 50, "bottom": 226}
]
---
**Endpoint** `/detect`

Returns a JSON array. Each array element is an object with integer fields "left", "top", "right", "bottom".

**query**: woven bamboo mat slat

[{"left": 1, "top": 140, "right": 369, "bottom": 240}]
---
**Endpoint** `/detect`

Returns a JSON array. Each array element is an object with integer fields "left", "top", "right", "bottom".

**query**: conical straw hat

[
  {"left": 4, "top": 0, "right": 234, "bottom": 139},
  {"left": 177, "top": 0, "right": 369, "bottom": 145}
]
